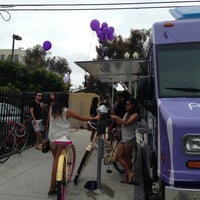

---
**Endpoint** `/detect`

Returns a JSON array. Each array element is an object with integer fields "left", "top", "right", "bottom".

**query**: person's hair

[
  {"left": 103, "top": 95, "right": 109, "bottom": 100},
  {"left": 127, "top": 98, "right": 139, "bottom": 115},
  {"left": 51, "top": 92, "right": 69, "bottom": 118},
  {"left": 34, "top": 91, "right": 41, "bottom": 96},
  {"left": 50, "top": 91, "right": 56, "bottom": 96},
  {"left": 91, "top": 97, "right": 98, "bottom": 105},
  {"left": 121, "top": 91, "right": 131, "bottom": 100}
]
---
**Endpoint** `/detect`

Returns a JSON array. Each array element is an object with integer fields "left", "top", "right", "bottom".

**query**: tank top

[
  {"left": 48, "top": 107, "right": 70, "bottom": 142},
  {"left": 121, "top": 112, "right": 138, "bottom": 143}
]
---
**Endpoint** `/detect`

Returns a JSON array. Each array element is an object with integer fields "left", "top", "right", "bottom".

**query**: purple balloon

[
  {"left": 63, "top": 74, "right": 69, "bottom": 83},
  {"left": 101, "top": 22, "right": 108, "bottom": 30},
  {"left": 103, "top": 27, "right": 110, "bottom": 35},
  {"left": 95, "top": 27, "right": 102, "bottom": 34},
  {"left": 90, "top": 19, "right": 100, "bottom": 31},
  {"left": 43, "top": 41, "right": 52, "bottom": 51},
  {"left": 108, "top": 26, "right": 115, "bottom": 34},
  {"left": 97, "top": 31, "right": 105, "bottom": 42},
  {"left": 97, "top": 31, "right": 104, "bottom": 39},
  {"left": 107, "top": 33, "right": 114, "bottom": 41}
]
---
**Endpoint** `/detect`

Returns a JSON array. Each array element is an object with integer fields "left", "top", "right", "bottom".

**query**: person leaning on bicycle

[
  {"left": 47, "top": 92, "right": 100, "bottom": 197},
  {"left": 110, "top": 97, "right": 139, "bottom": 185}
]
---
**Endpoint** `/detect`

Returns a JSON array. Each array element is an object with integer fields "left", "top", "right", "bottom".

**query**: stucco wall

[{"left": 69, "top": 93, "right": 99, "bottom": 128}]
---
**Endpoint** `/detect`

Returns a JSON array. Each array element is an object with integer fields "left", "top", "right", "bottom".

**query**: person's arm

[
  {"left": 46, "top": 108, "right": 50, "bottom": 133},
  {"left": 30, "top": 107, "right": 37, "bottom": 125},
  {"left": 110, "top": 113, "right": 139, "bottom": 126},
  {"left": 66, "top": 109, "right": 100, "bottom": 121}
]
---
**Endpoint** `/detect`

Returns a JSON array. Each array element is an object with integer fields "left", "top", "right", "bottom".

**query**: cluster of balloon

[
  {"left": 63, "top": 74, "right": 70, "bottom": 83},
  {"left": 43, "top": 40, "right": 52, "bottom": 51},
  {"left": 90, "top": 19, "right": 115, "bottom": 42}
]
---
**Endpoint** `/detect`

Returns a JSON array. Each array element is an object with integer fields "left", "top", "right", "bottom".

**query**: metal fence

[{"left": 0, "top": 90, "right": 50, "bottom": 146}]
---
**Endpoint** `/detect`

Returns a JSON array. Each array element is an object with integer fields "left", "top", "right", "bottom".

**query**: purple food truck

[{"left": 137, "top": 7, "right": 200, "bottom": 200}]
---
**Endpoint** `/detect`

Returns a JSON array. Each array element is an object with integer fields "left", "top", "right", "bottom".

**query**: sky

[{"left": 1, "top": 0, "right": 200, "bottom": 90}]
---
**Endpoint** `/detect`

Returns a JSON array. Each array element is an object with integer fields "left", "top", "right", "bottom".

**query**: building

[{"left": 0, "top": 49, "right": 25, "bottom": 63}]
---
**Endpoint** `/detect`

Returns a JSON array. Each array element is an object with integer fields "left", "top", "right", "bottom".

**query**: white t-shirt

[{"left": 48, "top": 107, "right": 70, "bottom": 142}]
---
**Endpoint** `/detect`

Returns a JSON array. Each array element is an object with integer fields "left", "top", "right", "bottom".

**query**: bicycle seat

[{"left": 53, "top": 136, "right": 73, "bottom": 145}]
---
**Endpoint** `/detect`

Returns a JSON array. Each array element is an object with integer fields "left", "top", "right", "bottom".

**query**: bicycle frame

[{"left": 74, "top": 129, "right": 124, "bottom": 184}]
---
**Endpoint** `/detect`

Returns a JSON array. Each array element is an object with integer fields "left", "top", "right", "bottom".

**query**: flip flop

[
  {"left": 128, "top": 173, "right": 135, "bottom": 183},
  {"left": 120, "top": 179, "right": 128, "bottom": 183}
]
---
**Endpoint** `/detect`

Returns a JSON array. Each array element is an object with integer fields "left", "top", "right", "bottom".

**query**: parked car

[{"left": 0, "top": 103, "right": 21, "bottom": 130}]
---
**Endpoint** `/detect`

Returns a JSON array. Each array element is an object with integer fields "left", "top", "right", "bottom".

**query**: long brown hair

[
  {"left": 127, "top": 98, "right": 139, "bottom": 115},
  {"left": 52, "top": 92, "right": 69, "bottom": 118}
]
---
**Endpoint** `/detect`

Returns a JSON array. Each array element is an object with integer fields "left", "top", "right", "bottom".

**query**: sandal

[
  {"left": 127, "top": 173, "right": 134, "bottom": 183},
  {"left": 120, "top": 174, "right": 128, "bottom": 183}
]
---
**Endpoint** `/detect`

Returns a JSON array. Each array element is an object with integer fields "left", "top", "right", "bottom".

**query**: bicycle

[
  {"left": 104, "top": 129, "right": 137, "bottom": 174},
  {"left": 0, "top": 119, "right": 29, "bottom": 164},
  {"left": 73, "top": 121, "right": 136, "bottom": 184},
  {"left": 54, "top": 137, "right": 76, "bottom": 200}
]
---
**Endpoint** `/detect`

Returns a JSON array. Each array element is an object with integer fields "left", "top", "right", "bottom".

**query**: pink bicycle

[{"left": 0, "top": 120, "right": 29, "bottom": 164}]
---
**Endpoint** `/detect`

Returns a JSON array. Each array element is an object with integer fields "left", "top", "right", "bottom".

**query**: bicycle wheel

[
  {"left": 57, "top": 154, "right": 67, "bottom": 200},
  {"left": 113, "top": 161, "right": 125, "bottom": 173},
  {"left": 66, "top": 145, "right": 76, "bottom": 182},
  {"left": 0, "top": 134, "right": 16, "bottom": 164},
  {"left": 14, "top": 123, "right": 26, "bottom": 137},
  {"left": 57, "top": 145, "right": 76, "bottom": 200},
  {"left": 73, "top": 149, "right": 93, "bottom": 184},
  {"left": 15, "top": 129, "right": 29, "bottom": 152},
  {"left": 113, "top": 143, "right": 137, "bottom": 173}
]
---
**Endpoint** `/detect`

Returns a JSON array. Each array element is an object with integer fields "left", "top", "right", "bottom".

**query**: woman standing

[
  {"left": 110, "top": 98, "right": 139, "bottom": 184},
  {"left": 88, "top": 96, "right": 99, "bottom": 141},
  {"left": 47, "top": 92, "right": 100, "bottom": 196}
]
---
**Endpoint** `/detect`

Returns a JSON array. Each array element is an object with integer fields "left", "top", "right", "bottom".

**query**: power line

[
  {"left": 0, "top": 5, "right": 197, "bottom": 11},
  {"left": 1, "top": 1, "right": 199, "bottom": 21},
  {"left": 1, "top": 1, "right": 200, "bottom": 7},
  {"left": 0, "top": 1, "right": 200, "bottom": 11}
]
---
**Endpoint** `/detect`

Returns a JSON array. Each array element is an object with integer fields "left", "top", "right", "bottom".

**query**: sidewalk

[{"left": 0, "top": 129, "right": 144, "bottom": 200}]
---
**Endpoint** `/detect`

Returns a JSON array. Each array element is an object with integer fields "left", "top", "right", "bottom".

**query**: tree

[
  {"left": 96, "top": 28, "right": 150, "bottom": 60},
  {"left": 83, "top": 74, "right": 111, "bottom": 97},
  {"left": 47, "top": 56, "right": 71, "bottom": 76},
  {"left": 24, "top": 45, "right": 71, "bottom": 77},
  {"left": 24, "top": 45, "right": 47, "bottom": 68},
  {"left": 0, "top": 60, "right": 68, "bottom": 92}
]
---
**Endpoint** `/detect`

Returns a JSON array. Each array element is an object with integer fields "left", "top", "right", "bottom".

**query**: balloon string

[
  {"left": 0, "top": 10, "right": 11, "bottom": 21},
  {"left": 101, "top": 43, "right": 105, "bottom": 60},
  {"left": 87, "top": 31, "right": 95, "bottom": 61}
]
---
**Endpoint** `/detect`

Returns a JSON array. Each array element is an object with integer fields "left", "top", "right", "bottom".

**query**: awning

[{"left": 75, "top": 58, "right": 147, "bottom": 83}]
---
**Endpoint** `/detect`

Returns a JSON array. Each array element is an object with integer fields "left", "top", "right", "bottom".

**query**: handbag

[{"left": 42, "top": 139, "right": 50, "bottom": 153}]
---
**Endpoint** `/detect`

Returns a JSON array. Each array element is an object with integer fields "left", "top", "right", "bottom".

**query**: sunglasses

[
  {"left": 126, "top": 103, "right": 130, "bottom": 106},
  {"left": 37, "top": 94, "right": 42, "bottom": 97}
]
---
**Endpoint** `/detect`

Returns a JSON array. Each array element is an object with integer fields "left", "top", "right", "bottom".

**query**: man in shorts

[{"left": 29, "top": 91, "right": 45, "bottom": 150}]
